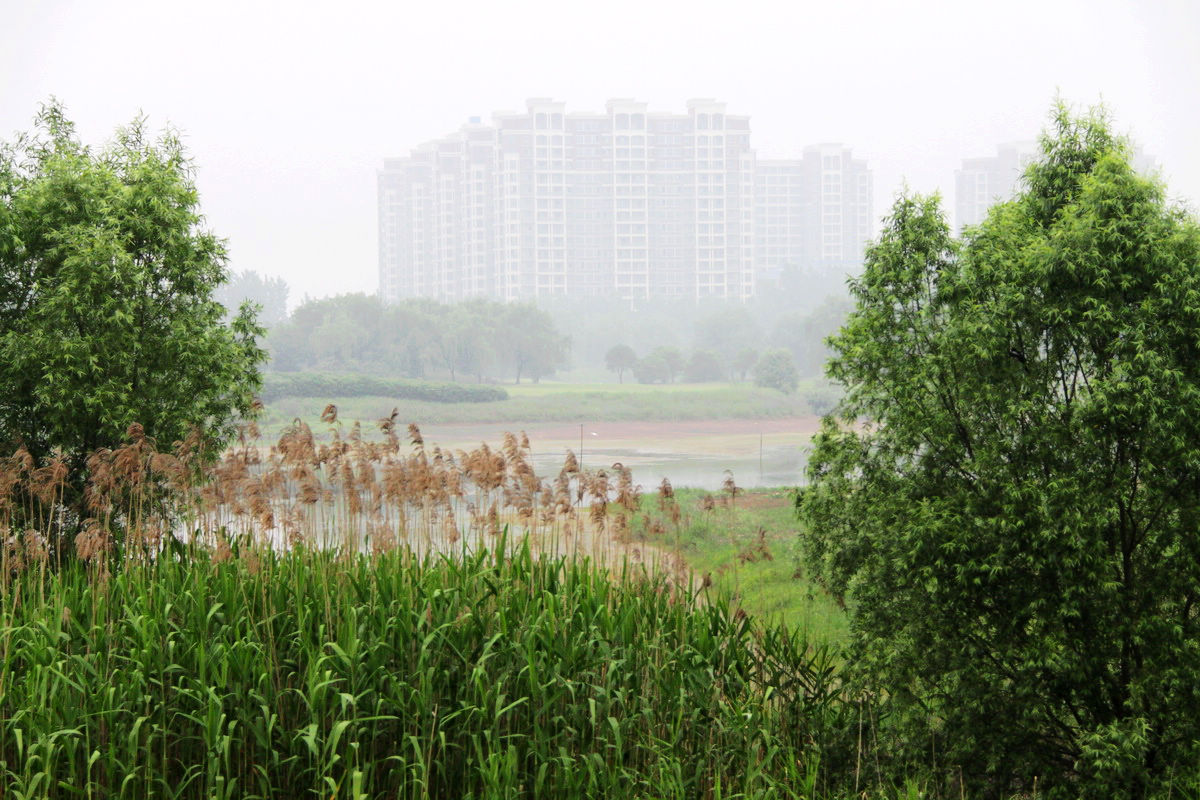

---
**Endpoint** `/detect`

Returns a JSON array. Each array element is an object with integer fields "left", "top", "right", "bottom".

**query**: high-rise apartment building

[
  {"left": 379, "top": 99, "right": 868, "bottom": 303},
  {"left": 754, "top": 145, "right": 873, "bottom": 286},
  {"left": 954, "top": 142, "right": 1039, "bottom": 233}
]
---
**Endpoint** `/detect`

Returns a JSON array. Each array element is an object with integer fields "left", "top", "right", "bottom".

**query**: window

[{"left": 536, "top": 113, "right": 547, "bottom": 129}]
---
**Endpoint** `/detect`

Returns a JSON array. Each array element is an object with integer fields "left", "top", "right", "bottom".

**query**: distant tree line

[{"left": 265, "top": 294, "right": 568, "bottom": 384}]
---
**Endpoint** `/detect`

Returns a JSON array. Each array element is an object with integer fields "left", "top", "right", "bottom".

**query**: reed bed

[{"left": 0, "top": 411, "right": 855, "bottom": 798}]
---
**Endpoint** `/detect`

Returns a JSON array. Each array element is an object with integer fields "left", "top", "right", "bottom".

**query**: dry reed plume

[{"left": 0, "top": 409, "right": 696, "bottom": 590}]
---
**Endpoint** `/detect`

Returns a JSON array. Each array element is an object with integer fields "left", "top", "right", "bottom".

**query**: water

[{"left": 412, "top": 418, "right": 818, "bottom": 492}]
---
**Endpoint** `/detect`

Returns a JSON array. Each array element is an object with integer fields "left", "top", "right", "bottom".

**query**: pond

[{"left": 410, "top": 417, "right": 820, "bottom": 492}]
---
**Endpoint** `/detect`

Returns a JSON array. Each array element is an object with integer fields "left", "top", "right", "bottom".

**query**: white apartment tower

[
  {"left": 955, "top": 142, "right": 1039, "bottom": 233},
  {"left": 754, "top": 145, "right": 873, "bottom": 285},
  {"left": 379, "top": 100, "right": 868, "bottom": 303}
]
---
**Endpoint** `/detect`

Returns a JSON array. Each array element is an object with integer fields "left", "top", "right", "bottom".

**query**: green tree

[
  {"left": 733, "top": 347, "right": 760, "bottom": 382},
  {"left": 632, "top": 352, "right": 670, "bottom": 384},
  {"left": 604, "top": 343, "right": 637, "bottom": 383},
  {"left": 0, "top": 103, "right": 264, "bottom": 529},
  {"left": 653, "top": 345, "right": 686, "bottom": 384},
  {"left": 799, "top": 106, "right": 1200, "bottom": 796},
  {"left": 752, "top": 349, "right": 797, "bottom": 393},
  {"left": 683, "top": 350, "right": 724, "bottom": 383},
  {"left": 499, "top": 303, "right": 569, "bottom": 383}
]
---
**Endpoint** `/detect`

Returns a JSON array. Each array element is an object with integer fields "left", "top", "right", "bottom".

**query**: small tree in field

[
  {"left": 733, "top": 347, "right": 760, "bottom": 382},
  {"left": 632, "top": 352, "right": 670, "bottom": 384},
  {"left": 800, "top": 105, "right": 1200, "bottom": 796},
  {"left": 605, "top": 344, "right": 637, "bottom": 383},
  {"left": 0, "top": 102, "right": 265, "bottom": 541},
  {"left": 683, "top": 350, "right": 724, "bottom": 382},
  {"left": 753, "top": 350, "right": 797, "bottom": 393},
  {"left": 651, "top": 345, "right": 685, "bottom": 383}
]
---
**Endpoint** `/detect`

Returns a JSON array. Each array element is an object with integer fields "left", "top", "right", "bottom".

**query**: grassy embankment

[
  {"left": 259, "top": 378, "right": 837, "bottom": 434},
  {"left": 631, "top": 486, "right": 849, "bottom": 644}
]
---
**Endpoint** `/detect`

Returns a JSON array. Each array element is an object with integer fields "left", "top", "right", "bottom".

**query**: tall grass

[
  {"left": 0, "top": 412, "right": 865, "bottom": 798},
  {"left": 0, "top": 539, "right": 853, "bottom": 798}
]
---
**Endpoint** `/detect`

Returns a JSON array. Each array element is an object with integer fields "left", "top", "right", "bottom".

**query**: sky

[{"left": 3, "top": 0, "right": 1198, "bottom": 304}]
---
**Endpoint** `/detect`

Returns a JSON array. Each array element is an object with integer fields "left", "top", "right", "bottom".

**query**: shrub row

[{"left": 262, "top": 372, "right": 508, "bottom": 403}]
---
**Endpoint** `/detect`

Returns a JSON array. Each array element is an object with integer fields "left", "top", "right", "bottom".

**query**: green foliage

[
  {"left": 0, "top": 102, "right": 264, "bottom": 510},
  {"left": 260, "top": 373, "right": 508, "bottom": 403},
  {"left": 753, "top": 350, "right": 799, "bottom": 394},
  {"left": 653, "top": 345, "right": 686, "bottom": 383},
  {"left": 733, "top": 348, "right": 760, "bottom": 382},
  {"left": 269, "top": 295, "right": 567, "bottom": 384},
  {"left": 683, "top": 350, "right": 725, "bottom": 382},
  {"left": 0, "top": 543, "right": 846, "bottom": 798},
  {"left": 604, "top": 343, "right": 637, "bottom": 383},
  {"left": 799, "top": 104, "right": 1200, "bottom": 796},
  {"left": 632, "top": 351, "right": 670, "bottom": 384}
]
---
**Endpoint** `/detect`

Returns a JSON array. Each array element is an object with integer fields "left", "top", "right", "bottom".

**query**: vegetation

[
  {"left": 0, "top": 414, "right": 871, "bottom": 799},
  {"left": 753, "top": 349, "right": 800, "bottom": 394},
  {"left": 258, "top": 381, "right": 830, "bottom": 432},
  {"left": 267, "top": 295, "right": 568, "bottom": 383},
  {"left": 801, "top": 105, "right": 1200, "bottom": 796},
  {"left": 261, "top": 373, "right": 508, "bottom": 404},
  {"left": 0, "top": 103, "right": 265, "bottom": 540},
  {"left": 603, "top": 343, "right": 637, "bottom": 383},
  {"left": 634, "top": 486, "right": 849, "bottom": 644}
]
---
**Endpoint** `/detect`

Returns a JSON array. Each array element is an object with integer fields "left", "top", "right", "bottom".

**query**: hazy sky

[{"left": 4, "top": 0, "right": 1198, "bottom": 304}]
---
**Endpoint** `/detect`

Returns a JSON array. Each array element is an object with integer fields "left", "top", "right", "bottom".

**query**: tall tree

[
  {"left": 604, "top": 344, "right": 637, "bottom": 383},
  {"left": 0, "top": 103, "right": 264, "bottom": 533},
  {"left": 799, "top": 105, "right": 1200, "bottom": 796},
  {"left": 499, "top": 303, "right": 569, "bottom": 384}
]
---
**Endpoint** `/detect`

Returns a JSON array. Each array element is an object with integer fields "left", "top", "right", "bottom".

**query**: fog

[{"left": 3, "top": 0, "right": 1197, "bottom": 305}]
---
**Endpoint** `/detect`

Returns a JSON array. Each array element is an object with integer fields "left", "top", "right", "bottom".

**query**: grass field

[{"left": 259, "top": 380, "right": 836, "bottom": 434}]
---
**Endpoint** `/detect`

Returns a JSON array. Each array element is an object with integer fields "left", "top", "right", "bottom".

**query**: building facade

[
  {"left": 954, "top": 142, "right": 1039, "bottom": 233},
  {"left": 379, "top": 99, "right": 870, "bottom": 303},
  {"left": 754, "top": 145, "right": 873, "bottom": 287}
]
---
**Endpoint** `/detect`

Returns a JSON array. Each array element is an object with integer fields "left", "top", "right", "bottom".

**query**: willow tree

[
  {"left": 800, "top": 106, "right": 1200, "bottom": 796},
  {"left": 0, "top": 103, "right": 264, "bottom": 536}
]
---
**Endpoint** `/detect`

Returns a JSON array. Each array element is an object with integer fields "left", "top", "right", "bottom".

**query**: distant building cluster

[{"left": 378, "top": 99, "right": 872, "bottom": 303}]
